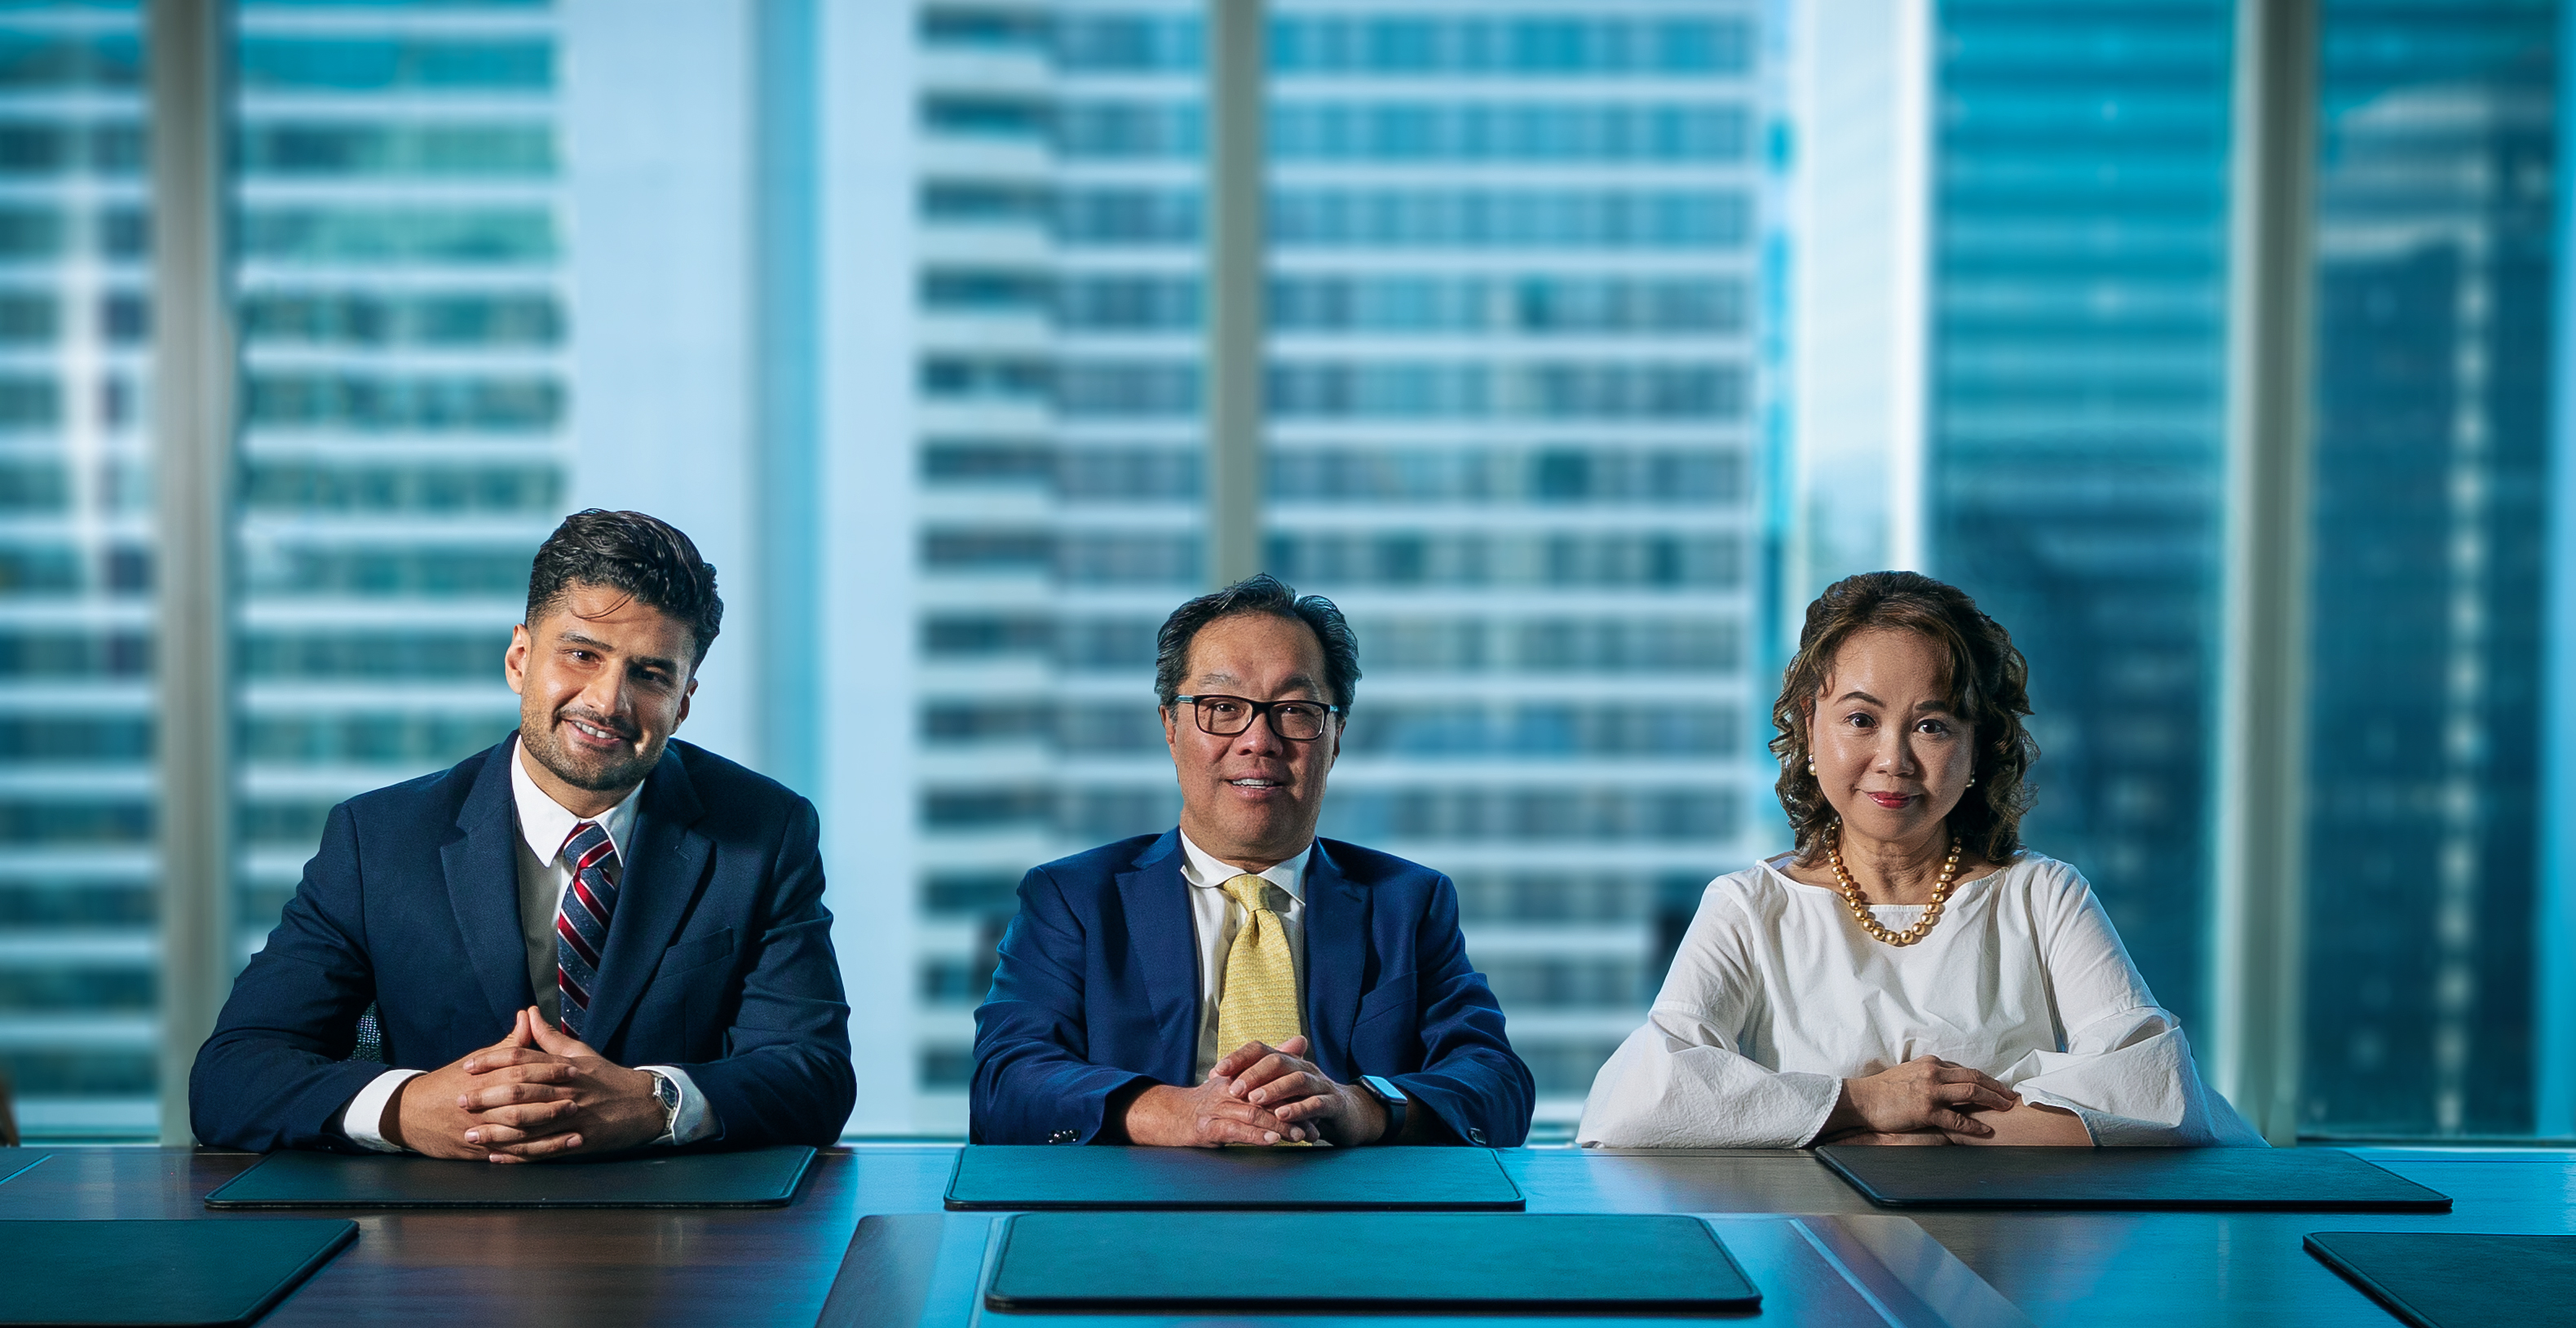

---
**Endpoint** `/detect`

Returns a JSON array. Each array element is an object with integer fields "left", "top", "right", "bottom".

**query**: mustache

[{"left": 555, "top": 706, "right": 637, "bottom": 741}]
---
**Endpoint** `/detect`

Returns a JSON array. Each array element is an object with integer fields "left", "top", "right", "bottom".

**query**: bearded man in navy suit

[
  {"left": 192, "top": 510, "right": 852, "bottom": 1158},
  {"left": 972, "top": 575, "right": 1533, "bottom": 1148}
]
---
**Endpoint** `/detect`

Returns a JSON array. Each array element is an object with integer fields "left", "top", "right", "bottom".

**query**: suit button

[{"left": 1049, "top": 1130, "right": 1078, "bottom": 1144}]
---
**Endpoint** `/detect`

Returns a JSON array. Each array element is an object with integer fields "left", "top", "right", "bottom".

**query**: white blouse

[{"left": 1577, "top": 852, "right": 2262, "bottom": 1149}]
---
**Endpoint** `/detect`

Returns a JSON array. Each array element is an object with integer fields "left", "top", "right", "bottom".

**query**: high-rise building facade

[
  {"left": 232, "top": 1, "right": 563, "bottom": 981},
  {"left": 1926, "top": 0, "right": 2236, "bottom": 1027},
  {"left": 2302, "top": 0, "right": 2558, "bottom": 1135},
  {"left": 0, "top": 2, "right": 155, "bottom": 1136},
  {"left": 909, "top": 1, "right": 1771, "bottom": 1131}
]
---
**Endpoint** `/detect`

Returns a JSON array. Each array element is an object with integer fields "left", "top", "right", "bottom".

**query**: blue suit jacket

[
  {"left": 190, "top": 737, "right": 855, "bottom": 1152},
  {"left": 970, "top": 830, "right": 1533, "bottom": 1146}
]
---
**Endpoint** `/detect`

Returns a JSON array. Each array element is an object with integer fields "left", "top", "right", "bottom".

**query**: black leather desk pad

[
  {"left": 0, "top": 1149, "right": 50, "bottom": 1187},
  {"left": 945, "top": 1145, "right": 1524, "bottom": 1211},
  {"left": 1818, "top": 1144, "right": 2453, "bottom": 1211},
  {"left": 982, "top": 1212, "right": 1760, "bottom": 1313},
  {"left": 203, "top": 1144, "right": 815, "bottom": 1208},
  {"left": 0, "top": 1219, "right": 355, "bottom": 1326},
  {"left": 2304, "top": 1232, "right": 2576, "bottom": 1328}
]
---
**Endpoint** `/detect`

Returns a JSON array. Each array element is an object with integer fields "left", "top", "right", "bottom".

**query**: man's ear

[
  {"left": 1160, "top": 704, "right": 1179, "bottom": 754},
  {"left": 673, "top": 675, "right": 696, "bottom": 730},
  {"left": 504, "top": 623, "right": 532, "bottom": 695}
]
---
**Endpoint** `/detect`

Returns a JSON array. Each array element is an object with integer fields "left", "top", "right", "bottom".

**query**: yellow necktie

[{"left": 1214, "top": 873, "right": 1304, "bottom": 1058}]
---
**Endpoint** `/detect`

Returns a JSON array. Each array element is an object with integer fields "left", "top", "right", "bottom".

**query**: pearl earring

[{"left": 1966, "top": 777, "right": 1977, "bottom": 787}]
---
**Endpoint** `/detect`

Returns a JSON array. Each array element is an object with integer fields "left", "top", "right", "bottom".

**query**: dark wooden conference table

[{"left": 1, "top": 1143, "right": 2568, "bottom": 1326}]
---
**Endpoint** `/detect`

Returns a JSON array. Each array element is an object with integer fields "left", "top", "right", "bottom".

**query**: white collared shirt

[
  {"left": 1177, "top": 831, "right": 1313, "bottom": 1082},
  {"left": 338, "top": 737, "right": 714, "bottom": 1151}
]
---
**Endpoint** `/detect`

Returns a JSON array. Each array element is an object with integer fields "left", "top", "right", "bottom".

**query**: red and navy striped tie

[{"left": 554, "top": 820, "right": 621, "bottom": 1039}]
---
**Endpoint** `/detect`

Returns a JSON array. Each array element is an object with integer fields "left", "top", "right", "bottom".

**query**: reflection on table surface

[{"left": 0, "top": 1144, "right": 2567, "bottom": 1327}]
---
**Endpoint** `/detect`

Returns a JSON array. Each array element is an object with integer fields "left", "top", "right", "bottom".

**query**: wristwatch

[
  {"left": 1358, "top": 1074, "right": 1408, "bottom": 1143},
  {"left": 647, "top": 1069, "right": 682, "bottom": 1140}
]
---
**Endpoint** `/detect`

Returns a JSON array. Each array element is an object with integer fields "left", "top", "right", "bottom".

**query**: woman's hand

[
  {"left": 1938, "top": 1100, "right": 2092, "bottom": 1147},
  {"left": 1819, "top": 1055, "right": 2021, "bottom": 1140},
  {"left": 1816, "top": 1128, "right": 1952, "bottom": 1145}
]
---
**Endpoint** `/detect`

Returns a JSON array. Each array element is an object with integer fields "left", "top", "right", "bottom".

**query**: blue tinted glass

[
  {"left": 238, "top": 38, "right": 551, "bottom": 90},
  {"left": 2302, "top": 0, "right": 2558, "bottom": 1136},
  {"left": 1929, "top": 1, "right": 2235, "bottom": 1030}
]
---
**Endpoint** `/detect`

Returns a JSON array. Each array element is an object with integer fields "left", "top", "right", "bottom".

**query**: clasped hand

[
  {"left": 1816, "top": 1055, "right": 2091, "bottom": 1146},
  {"left": 1120, "top": 1035, "right": 1390, "bottom": 1148},
  {"left": 381, "top": 1007, "right": 666, "bottom": 1163}
]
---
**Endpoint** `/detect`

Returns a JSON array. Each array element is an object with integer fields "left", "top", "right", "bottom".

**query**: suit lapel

[
  {"left": 578, "top": 746, "right": 713, "bottom": 1049},
  {"left": 1300, "top": 841, "right": 1368, "bottom": 1082},
  {"left": 443, "top": 737, "right": 537, "bottom": 1029},
  {"left": 1115, "top": 831, "right": 1200, "bottom": 1084}
]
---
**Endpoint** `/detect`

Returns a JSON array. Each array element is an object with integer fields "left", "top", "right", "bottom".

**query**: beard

[{"left": 519, "top": 704, "right": 663, "bottom": 794}]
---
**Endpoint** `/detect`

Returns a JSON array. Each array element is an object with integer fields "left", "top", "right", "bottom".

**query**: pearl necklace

[{"left": 1827, "top": 819, "right": 1962, "bottom": 947}]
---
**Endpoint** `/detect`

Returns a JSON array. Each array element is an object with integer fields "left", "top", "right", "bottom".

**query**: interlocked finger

[
  {"left": 458, "top": 1079, "right": 573, "bottom": 1112},
  {"left": 485, "top": 1131, "right": 585, "bottom": 1162},
  {"left": 467, "top": 1099, "right": 581, "bottom": 1131},
  {"left": 1245, "top": 1070, "right": 1330, "bottom": 1109}
]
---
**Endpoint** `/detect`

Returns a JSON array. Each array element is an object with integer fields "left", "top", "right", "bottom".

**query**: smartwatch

[
  {"left": 647, "top": 1069, "right": 683, "bottom": 1140},
  {"left": 1358, "top": 1074, "right": 1408, "bottom": 1143}
]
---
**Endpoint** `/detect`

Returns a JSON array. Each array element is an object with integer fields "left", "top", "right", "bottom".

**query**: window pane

[
  {"left": 2302, "top": 0, "right": 2560, "bottom": 1137},
  {"left": 1929, "top": 2, "right": 2236, "bottom": 1034},
  {"left": 0, "top": 0, "right": 152, "bottom": 1140},
  {"left": 231, "top": 1, "right": 550, "bottom": 977}
]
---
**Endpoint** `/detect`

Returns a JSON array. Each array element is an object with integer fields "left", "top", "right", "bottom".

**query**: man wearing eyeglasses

[{"left": 970, "top": 574, "right": 1534, "bottom": 1148}]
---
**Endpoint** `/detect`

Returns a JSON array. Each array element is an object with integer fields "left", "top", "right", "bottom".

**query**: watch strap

[{"left": 1359, "top": 1073, "right": 1407, "bottom": 1143}]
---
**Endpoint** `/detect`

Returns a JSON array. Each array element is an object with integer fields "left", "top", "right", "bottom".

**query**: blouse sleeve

[
  {"left": 1575, "top": 883, "right": 1843, "bottom": 1148},
  {"left": 2004, "top": 866, "right": 2266, "bottom": 1147}
]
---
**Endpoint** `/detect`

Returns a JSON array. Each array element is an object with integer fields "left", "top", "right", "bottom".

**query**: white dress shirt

[
  {"left": 1576, "top": 852, "right": 2264, "bottom": 1149},
  {"left": 338, "top": 737, "right": 716, "bottom": 1150},
  {"left": 1178, "top": 832, "right": 1312, "bottom": 1082}
]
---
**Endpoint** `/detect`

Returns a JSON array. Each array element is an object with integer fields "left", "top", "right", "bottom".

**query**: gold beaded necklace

[{"left": 1826, "top": 819, "right": 1962, "bottom": 947}]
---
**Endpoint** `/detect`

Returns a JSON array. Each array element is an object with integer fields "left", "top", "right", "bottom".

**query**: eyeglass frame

[{"left": 1169, "top": 694, "right": 1348, "bottom": 741}]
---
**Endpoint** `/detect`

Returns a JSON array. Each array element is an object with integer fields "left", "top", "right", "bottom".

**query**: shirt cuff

[
  {"left": 637, "top": 1066, "right": 718, "bottom": 1146},
  {"left": 341, "top": 1068, "right": 425, "bottom": 1153}
]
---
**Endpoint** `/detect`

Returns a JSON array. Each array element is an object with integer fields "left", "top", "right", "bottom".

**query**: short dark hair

[
  {"left": 1153, "top": 573, "right": 1361, "bottom": 710},
  {"left": 524, "top": 509, "right": 723, "bottom": 666},
  {"left": 1770, "top": 570, "right": 2038, "bottom": 863}
]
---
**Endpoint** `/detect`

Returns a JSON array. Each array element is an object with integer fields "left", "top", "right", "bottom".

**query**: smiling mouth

[
  {"left": 1867, "top": 792, "right": 1917, "bottom": 807},
  {"left": 563, "top": 716, "right": 632, "bottom": 746},
  {"left": 1227, "top": 777, "right": 1284, "bottom": 790}
]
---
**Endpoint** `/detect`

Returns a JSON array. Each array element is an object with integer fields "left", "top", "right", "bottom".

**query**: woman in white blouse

[{"left": 1579, "top": 571, "right": 2259, "bottom": 1149}]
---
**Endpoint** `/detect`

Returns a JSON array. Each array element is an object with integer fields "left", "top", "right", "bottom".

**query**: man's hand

[
  {"left": 383, "top": 1016, "right": 546, "bottom": 1160},
  {"left": 451, "top": 1007, "right": 669, "bottom": 1162},
  {"left": 1219, "top": 1036, "right": 1390, "bottom": 1147},
  {"left": 1119, "top": 1074, "right": 1303, "bottom": 1147},
  {"left": 1818, "top": 1056, "right": 2021, "bottom": 1141}
]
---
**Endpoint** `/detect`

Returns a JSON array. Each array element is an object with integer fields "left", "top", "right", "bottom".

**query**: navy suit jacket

[
  {"left": 190, "top": 737, "right": 855, "bottom": 1152},
  {"left": 970, "top": 830, "right": 1533, "bottom": 1146}
]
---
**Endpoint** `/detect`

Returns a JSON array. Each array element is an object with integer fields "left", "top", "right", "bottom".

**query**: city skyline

[{"left": 0, "top": 0, "right": 2567, "bottom": 1144}]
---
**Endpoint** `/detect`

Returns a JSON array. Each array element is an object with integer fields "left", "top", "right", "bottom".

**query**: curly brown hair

[{"left": 1771, "top": 570, "right": 2038, "bottom": 864}]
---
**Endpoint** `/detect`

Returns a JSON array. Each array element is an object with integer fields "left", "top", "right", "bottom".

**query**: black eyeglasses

[{"left": 1173, "top": 694, "right": 1345, "bottom": 741}]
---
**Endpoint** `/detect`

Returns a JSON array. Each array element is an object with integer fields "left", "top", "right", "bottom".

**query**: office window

[
  {"left": 2300, "top": 0, "right": 2559, "bottom": 1137},
  {"left": 59, "top": 1, "right": 2572, "bottom": 1147},
  {"left": 0, "top": 0, "right": 150, "bottom": 1138},
  {"left": 1929, "top": 0, "right": 2234, "bottom": 1034}
]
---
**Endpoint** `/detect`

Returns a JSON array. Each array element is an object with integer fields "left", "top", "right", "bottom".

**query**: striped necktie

[{"left": 554, "top": 820, "right": 621, "bottom": 1039}]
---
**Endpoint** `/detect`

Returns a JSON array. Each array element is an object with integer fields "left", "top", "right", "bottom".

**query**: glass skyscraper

[
  {"left": 1926, "top": 0, "right": 2236, "bottom": 1028},
  {"left": 2303, "top": 0, "right": 2557, "bottom": 1135},
  {"left": 910, "top": 1, "right": 1770, "bottom": 1130},
  {"left": 0, "top": 0, "right": 563, "bottom": 1137},
  {"left": 0, "top": 2, "right": 153, "bottom": 1136},
  {"left": 232, "top": 0, "right": 560, "bottom": 972}
]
